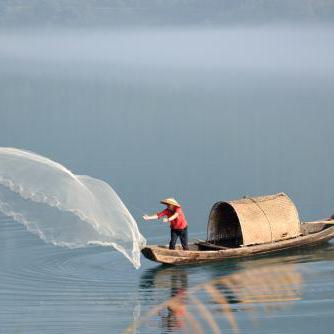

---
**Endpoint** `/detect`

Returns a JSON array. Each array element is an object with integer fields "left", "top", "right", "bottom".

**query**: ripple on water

[
  {"left": 0, "top": 217, "right": 141, "bottom": 333},
  {"left": 2, "top": 216, "right": 334, "bottom": 334}
]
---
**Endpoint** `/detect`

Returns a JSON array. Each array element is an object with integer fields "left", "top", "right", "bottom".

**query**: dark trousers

[{"left": 169, "top": 227, "right": 189, "bottom": 250}]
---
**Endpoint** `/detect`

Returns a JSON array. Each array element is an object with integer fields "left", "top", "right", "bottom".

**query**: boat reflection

[
  {"left": 128, "top": 262, "right": 305, "bottom": 333},
  {"left": 128, "top": 243, "right": 334, "bottom": 333}
]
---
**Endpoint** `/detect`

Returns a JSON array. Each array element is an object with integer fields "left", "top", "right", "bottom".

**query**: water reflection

[
  {"left": 133, "top": 243, "right": 334, "bottom": 333},
  {"left": 139, "top": 267, "right": 189, "bottom": 331},
  {"left": 130, "top": 259, "right": 308, "bottom": 333},
  {"left": 159, "top": 269, "right": 188, "bottom": 331}
]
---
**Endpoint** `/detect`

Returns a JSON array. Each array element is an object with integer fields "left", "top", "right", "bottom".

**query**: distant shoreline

[{"left": 1, "top": 0, "right": 334, "bottom": 28}]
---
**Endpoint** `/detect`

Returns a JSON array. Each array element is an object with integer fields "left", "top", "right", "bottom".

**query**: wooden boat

[{"left": 141, "top": 193, "right": 334, "bottom": 265}]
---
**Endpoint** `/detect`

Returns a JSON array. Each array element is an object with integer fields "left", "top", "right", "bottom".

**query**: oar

[{"left": 305, "top": 220, "right": 334, "bottom": 225}]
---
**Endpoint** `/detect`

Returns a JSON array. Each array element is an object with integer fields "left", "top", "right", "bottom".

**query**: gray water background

[{"left": 0, "top": 11, "right": 334, "bottom": 334}]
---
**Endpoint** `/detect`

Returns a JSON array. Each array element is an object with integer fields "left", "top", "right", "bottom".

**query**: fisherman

[{"left": 143, "top": 198, "right": 189, "bottom": 250}]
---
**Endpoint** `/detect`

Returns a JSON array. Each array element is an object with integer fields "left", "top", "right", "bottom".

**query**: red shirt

[{"left": 157, "top": 207, "right": 188, "bottom": 230}]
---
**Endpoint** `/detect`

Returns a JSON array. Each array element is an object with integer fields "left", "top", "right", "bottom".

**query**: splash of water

[{"left": 0, "top": 147, "right": 146, "bottom": 269}]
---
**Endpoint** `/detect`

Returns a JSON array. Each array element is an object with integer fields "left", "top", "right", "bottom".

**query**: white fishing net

[{"left": 0, "top": 147, "right": 146, "bottom": 269}]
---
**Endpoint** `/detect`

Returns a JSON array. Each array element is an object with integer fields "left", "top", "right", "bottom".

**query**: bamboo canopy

[{"left": 207, "top": 193, "right": 301, "bottom": 246}]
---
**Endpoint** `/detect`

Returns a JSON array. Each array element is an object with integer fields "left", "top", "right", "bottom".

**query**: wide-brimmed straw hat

[{"left": 160, "top": 198, "right": 181, "bottom": 208}]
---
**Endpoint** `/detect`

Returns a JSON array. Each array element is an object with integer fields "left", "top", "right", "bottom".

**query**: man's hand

[
  {"left": 143, "top": 213, "right": 159, "bottom": 221},
  {"left": 162, "top": 217, "right": 169, "bottom": 223}
]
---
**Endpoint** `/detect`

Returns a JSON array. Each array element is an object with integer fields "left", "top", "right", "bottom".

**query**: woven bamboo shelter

[{"left": 207, "top": 193, "right": 301, "bottom": 247}]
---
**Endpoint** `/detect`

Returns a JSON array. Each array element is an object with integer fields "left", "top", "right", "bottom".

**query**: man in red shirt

[{"left": 143, "top": 198, "right": 189, "bottom": 250}]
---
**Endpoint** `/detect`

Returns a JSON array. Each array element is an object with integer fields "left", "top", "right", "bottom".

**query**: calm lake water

[{"left": 0, "top": 25, "right": 334, "bottom": 333}]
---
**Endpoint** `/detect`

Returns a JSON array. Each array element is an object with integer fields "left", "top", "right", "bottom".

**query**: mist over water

[
  {"left": 0, "top": 24, "right": 333, "bottom": 225},
  {"left": 1, "top": 26, "right": 334, "bottom": 73}
]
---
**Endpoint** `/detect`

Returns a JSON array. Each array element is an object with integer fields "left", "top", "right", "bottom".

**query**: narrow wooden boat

[
  {"left": 142, "top": 221, "right": 334, "bottom": 265},
  {"left": 141, "top": 193, "right": 334, "bottom": 265}
]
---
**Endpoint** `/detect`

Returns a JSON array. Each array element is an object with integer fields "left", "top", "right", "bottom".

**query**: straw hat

[{"left": 160, "top": 198, "right": 181, "bottom": 208}]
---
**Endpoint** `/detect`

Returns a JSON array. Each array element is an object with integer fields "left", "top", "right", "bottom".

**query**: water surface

[{"left": 0, "top": 24, "right": 334, "bottom": 333}]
